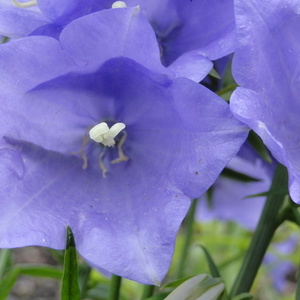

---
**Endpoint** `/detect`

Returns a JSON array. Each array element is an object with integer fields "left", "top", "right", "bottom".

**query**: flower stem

[
  {"left": 176, "top": 198, "right": 198, "bottom": 278},
  {"left": 229, "top": 164, "right": 288, "bottom": 298},
  {"left": 0, "top": 249, "right": 10, "bottom": 279},
  {"left": 296, "top": 257, "right": 300, "bottom": 300},
  {"left": 141, "top": 284, "right": 155, "bottom": 299},
  {"left": 108, "top": 274, "right": 122, "bottom": 300}
]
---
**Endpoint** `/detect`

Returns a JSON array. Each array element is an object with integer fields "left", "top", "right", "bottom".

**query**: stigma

[
  {"left": 112, "top": 1, "right": 127, "bottom": 8},
  {"left": 89, "top": 122, "right": 126, "bottom": 147}
]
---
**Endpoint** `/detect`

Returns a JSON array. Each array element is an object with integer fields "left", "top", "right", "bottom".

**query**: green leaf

[
  {"left": 164, "top": 274, "right": 225, "bottom": 300},
  {"left": 232, "top": 293, "right": 253, "bottom": 300},
  {"left": 247, "top": 131, "right": 272, "bottom": 163},
  {"left": 0, "top": 263, "right": 62, "bottom": 300},
  {"left": 145, "top": 292, "right": 170, "bottom": 300},
  {"left": 208, "top": 68, "right": 221, "bottom": 80},
  {"left": 0, "top": 249, "right": 11, "bottom": 280},
  {"left": 163, "top": 276, "right": 194, "bottom": 289},
  {"left": 19, "top": 264, "right": 62, "bottom": 279},
  {"left": 198, "top": 246, "right": 221, "bottom": 278},
  {"left": 244, "top": 188, "right": 288, "bottom": 199},
  {"left": 0, "top": 266, "right": 22, "bottom": 300},
  {"left": 61, "top": 226, "right": 81, "bottom": 300},
  {"left": 221, "top": 168, "right": 261, "bottom": 183}
]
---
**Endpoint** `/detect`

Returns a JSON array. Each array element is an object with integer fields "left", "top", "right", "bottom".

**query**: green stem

[
  {"left": 229, "top": 164, "right": 288, "bottom": 298},
  {"left": 141, "top": 284, "right": 155, "bottom": 299},
  {"left": 108, "top": 274, "right": 122, "bottom": 300},
  {"left": 296, "top": 254, "right": 300, "bottom": 300},
  {"left": 176, "top": 198, "right": 198, "bottom": 278},
  {"left": 79, "top": 265, "right": 91, "bottom": 298},
  {"left": 0, "top": 249, "right": 10, "bottom": 279}
]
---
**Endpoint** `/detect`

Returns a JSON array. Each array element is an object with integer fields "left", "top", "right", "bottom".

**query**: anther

[
  {"left": 12, "top": 0, "right": 38, "bottom": 8},
  {"left": 89, "top": 122, "right": 125, "bottom": 147},
  {"left": 112, "top": 1, "right": 127, "bottom": 9}
]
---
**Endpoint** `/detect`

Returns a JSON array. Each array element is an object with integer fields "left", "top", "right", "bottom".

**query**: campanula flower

[
  {"left": 230, "top": 0, "right": 300, "bottom": 203},
  {"left": 0, "top": 7, "right": 248, "bottom": 284}
]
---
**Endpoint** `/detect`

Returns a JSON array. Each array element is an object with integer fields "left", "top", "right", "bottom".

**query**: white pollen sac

[
  {"left": 112, "top": 1, "right": 127, "bottom": 8},
  {"left": 89, "top": 122, "right": 126, "bottom": 147}
]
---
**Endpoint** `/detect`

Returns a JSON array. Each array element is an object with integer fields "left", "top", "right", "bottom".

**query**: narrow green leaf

[
  {"left": 198, "top": 245, "right": 221, "bottom": 278},
  {"left": 221, "top": 168, "right": 261, "bottom": 183},
  {"left": 163, "top": 276, "right": 194, "bottom": 289},
  {"left": 141, "top": 284, "right": 155, "bottom": 299},
  {"left": 0, "top": 266, "right": 22, "bottom": 300},
  {"left": 144, "top": 292, "right": 170, "bottom": 300},
  {"left": 0, "top": 263, "right": 62, "bottom": 300},
  {"left": 108, "top": 274, "right": 122, "bottom": 300},
  {"left": 61, "top": 226, "right": 81, "bottom": 300},
  {"left": 247, "top": 131, "right": 272, "bottom": 163},
  {"left": 164, "top": 274, "right": 225, "bottom": 300},
  {"left": 208, "top": 68, "right": 221, "bottom": 80},
  {"left": 19, "top": 264, "right": 62, "bottom": 279},
  {"left": 176, "top": 198, "right": 198, "bottom": 278},
  {"left": 244, "top": 188, "right": 288, "bottom": 199},
  {"left": 78, "top": 264, "right": 92, "bottom": 298},
  {"left": 0, "top": 249, "right": 11, "bottom": 279},
  {"left": 232, "top": 293, "right": 253, "bottom": 300},
  {"left": 290, "top": 207, "right": 300, "bottom": 227}
]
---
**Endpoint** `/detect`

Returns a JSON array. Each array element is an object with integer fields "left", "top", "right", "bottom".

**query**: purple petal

[
  {"left": 0, "top": 3, "right": 48, "bottom": 38},
  {"left": 126, "top": 0, "right": 236, "bottom": 65},
  {"left": 37, "top": 0, "right": 114, "bottom": 23},
  {"left": 59, "top": 8, "right": 168, "bottom": 76},
  {"left": 198, "top": 144, "right": 274, "bottom": 230},
  {"left": 167, "top": 51, "right": 213, "bottom": 82},
  {"left": 230, "top": 0, "right": 300, "bottom": 203}
]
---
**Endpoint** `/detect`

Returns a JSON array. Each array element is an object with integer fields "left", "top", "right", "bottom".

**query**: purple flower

[
  {"left": 0, "top": 0, "right": 115, "bottom": 38},
  {"left": 230, "top": 0, "right": 300, "bottom": 203},
  {"left": 0, "top": 8, "right": 248, "bottom": 284},
  {"left": 125, "top": 0, "right": 237, "bottom": 81},
  {"left": 127, "top": 0, "right": 236, "bottom": 63},
  {"left": 0, "top": 0, "right": 236, "bottom": 82},
  {"left": 264, "top": 235, "right": 298, "bottom": 292},
  {"left": 197, "top": 143, "right": 274, "bottom": 230}
]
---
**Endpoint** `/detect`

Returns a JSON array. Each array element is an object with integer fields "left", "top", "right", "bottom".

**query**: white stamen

[
  {"left": 89, "top": 122, "right": 126, "bottom": 147},
  {"left": 112, "top": 1, "right": 127, "bottom": 9},
  {"left": 89, "top": 122, "right": 109, "bottom": 143},
  {"left": 12, "top": 0, "right": 37, "bottom": 8}
]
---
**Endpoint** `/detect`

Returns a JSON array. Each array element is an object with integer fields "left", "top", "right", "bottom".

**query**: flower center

[
  {"left": 73, "top": 122, "right": 129, "bottom": 178},
  {"left": 12, "top": 0, "right": 37, "bottom": 8},
  {"left": 112, "top": 1, "right": 127, "bottom": 8},
  {"left": 89, "top": 122, "right": 125, "bottom": 147}
]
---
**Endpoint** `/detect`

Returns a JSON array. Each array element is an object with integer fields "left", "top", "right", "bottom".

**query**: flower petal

[{"left": 230, "top": 0, "right": 300, "bottom": 203}]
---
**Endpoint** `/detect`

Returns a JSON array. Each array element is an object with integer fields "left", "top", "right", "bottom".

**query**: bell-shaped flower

[
  {"left": 0, "top": 8, "right": 248, "bottom": 284},
  {"left": 230, "top": 0, "right": 300, "bottom": 203}
]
